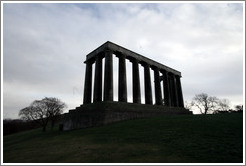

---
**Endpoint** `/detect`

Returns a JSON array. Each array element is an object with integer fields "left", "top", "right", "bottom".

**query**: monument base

[{"left": 62, "top": 101, "right": 192, "bottom": 131}]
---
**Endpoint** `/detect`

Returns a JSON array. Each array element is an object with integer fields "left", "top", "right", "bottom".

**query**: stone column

[
  {"left": 175, "top": 75, "right": 184, "bottom": 107},
  {"left": 83, "top": 60, "right": 93, "bottom": 104},
  {"left": 153, "top": 67, "right": 162, "bottom": 105},
  {"left": 117, "top": 53, "right": 127, "bottom": 102},
  {"left": 170, "top": 74, "right": 179, "bottom": 107},
  {"left": 143, "top": 63, "right": 153, "bottom": 105},
  {"left": 103, "top": 49, "right": 113, "bottom": 101},
  {"left": 131, "top": 58, "right": 141, "bottom": 104},
  {"left": 161, "top": 70, "right": 171, "bottom": 106},
  {"left": 168, "top": 73, "right": 174, "bottom": 106},
  {"left": 93, "top": 56, "right": 102, "bottom": 102}
]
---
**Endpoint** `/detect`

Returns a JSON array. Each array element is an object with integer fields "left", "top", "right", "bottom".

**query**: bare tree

[
  {"left": 235, "top": 105, "right": 243, "bottom": 112},
  {"left": 184, "top": 101, "right": 193, "bottom": 110},
  {"left": 42, "top": 97, "right": 66, "bottom": 129},
  {"left": 19, "top": 102, "right": 49, "bottom": 132},
  {"left": 217, "top": 99, "right": 230, "bottom": 111},
  {"left": 191, "top": 93, "right": 219, "bottom": 114},
  {"left": 19, "top": 97, "right": 66, "bottom": 132}
]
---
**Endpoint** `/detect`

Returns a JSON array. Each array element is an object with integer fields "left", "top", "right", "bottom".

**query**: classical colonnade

[{"left": 83, "top": 41, "right": 184, "bottom": 108}]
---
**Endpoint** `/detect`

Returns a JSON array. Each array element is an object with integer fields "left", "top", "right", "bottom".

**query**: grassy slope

[{"left": 3, "top": 113, "right": 243, "bottom": 163}]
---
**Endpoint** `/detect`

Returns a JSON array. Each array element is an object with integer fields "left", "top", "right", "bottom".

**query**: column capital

[
  {"left": 168, "top": 72, "right": 174, "bottom": 76},
  {"left": 140, "top": 61, "right": 150, "bottom": 67},
  {"left": 95, "top": 54, "right": 103, "bottom": 61},
  {"left": 151, "top": 65, "right": 160, "bottom": 71},
  {"left": 115, "top": 51, "right": 126, "bottom": 58},
  {"left": 129, "top": 57, "right": 139, "bottom": 63},
  {"left": 97, "top": 52, "right": 105, "bottom": 59},
  {"left": 104, "top": 48, "right": 113, "bottom": 54},
  {"left": 160, "top": 69, "right": 168, "bottom": 74},
  {"left": 175, "top": 75, "right": 182, "bottom": 79},
  {"left": 84, "top": 58, "right": 95, "bottom": 65}
]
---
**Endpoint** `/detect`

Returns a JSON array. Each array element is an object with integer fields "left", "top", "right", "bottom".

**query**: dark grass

[{"left": 3, "top": 113, "right": 243, "bottom": 163}]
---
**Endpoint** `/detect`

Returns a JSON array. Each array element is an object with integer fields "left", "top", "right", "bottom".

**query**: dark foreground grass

[{"left": 3, "top": 113, "right": 243, "bottom": 163}]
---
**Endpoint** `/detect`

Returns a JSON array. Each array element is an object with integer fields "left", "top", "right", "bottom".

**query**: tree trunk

[
  {"left": 51, "top": 120, "right": 55, "bottom": 130},
  {"left": 205, "top": 108, "right": 208, "bottom": 114},
  {"left": 42, "top": 125, "right": 46, "bottom": 132}
]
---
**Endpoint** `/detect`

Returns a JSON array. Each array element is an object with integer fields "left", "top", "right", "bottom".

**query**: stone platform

[{"left": 62, "top": 102, "right": 192, "bottom": 131}]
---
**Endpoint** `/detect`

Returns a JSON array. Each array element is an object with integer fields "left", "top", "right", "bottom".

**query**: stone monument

[{"left": 62, "top": 41, "right": 191, "bottom": 131}]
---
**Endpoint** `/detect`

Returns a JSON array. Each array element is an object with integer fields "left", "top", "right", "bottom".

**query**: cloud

[{"left": 2, "top": 2, "right": 244, "bottom": 118}]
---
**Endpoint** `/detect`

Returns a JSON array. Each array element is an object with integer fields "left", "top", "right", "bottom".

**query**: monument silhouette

[{"left": 62, "top": 41, "right": 191, "bottom": 130}]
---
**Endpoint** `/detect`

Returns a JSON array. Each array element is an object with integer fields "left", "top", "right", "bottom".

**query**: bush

[{"left": 3, "top": 119, "right": 39, "bottom": 136}]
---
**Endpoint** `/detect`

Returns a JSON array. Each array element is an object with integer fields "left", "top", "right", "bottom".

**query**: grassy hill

[{"left": 3, "top": 113, "right": 243, "bottom": 163}]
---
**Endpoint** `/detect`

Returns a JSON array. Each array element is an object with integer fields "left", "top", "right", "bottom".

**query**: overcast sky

[{"left": 2, "top": 2, "right": 244, "bottom": 118}]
